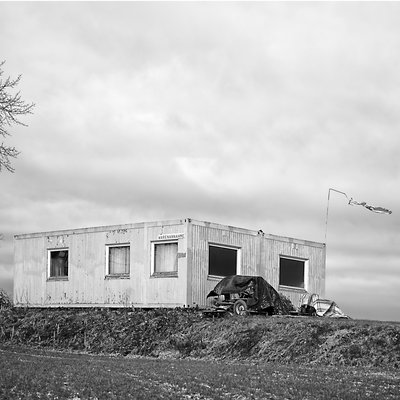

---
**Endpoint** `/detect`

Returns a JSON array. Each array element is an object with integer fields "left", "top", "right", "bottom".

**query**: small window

[
  {"left": 153, "top": 242, "right": 178, "bottom": 275},
  {"left": 279, "top": 257, "right": 305, "bottom": 289},
  {"left": 107, "top": 245, "right": 130, "bottom": 276},
  {"left": 49, "top": 249, "right": 68, "bottom": 278},
  {"left": 209, "top": 244, "right": 238, "bottom": 277}
]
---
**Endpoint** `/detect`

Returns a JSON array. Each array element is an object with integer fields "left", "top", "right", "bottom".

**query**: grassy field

[
  {"left": 1, "top": 344, "right": 399, "bottom": 400},
  {"left": 1, "top": 306, "right": 400, "bottom": 399}
]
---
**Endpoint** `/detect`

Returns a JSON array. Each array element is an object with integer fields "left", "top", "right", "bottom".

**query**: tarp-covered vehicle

[{"left": 203, "top": 275, "right": 291, "bottom": 317}]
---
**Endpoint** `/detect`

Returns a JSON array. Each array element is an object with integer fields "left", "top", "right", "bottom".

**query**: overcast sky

[{"left": 1, "top": 2, "right": 399, "bottom": 321}]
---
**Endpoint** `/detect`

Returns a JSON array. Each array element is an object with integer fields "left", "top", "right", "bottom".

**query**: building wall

[
  {"left": 187, "top": 220, "right": 326, "bottom": 308},
  {"left": 261, "top": 234, "right": 326, "bottom": 309},
  {"left": 14, "top": 220, "right": 189, "bottom": 307},
  {"left": 188, "top": 220, "right": 261, "bottom": 307}
]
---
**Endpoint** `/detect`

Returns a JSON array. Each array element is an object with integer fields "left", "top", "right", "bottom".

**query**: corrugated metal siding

[
  {"left": 278, "top": 288, "right": 306, "bottom": 309},
  {"left": 189, "top": 222, "right": 260, "bottom": 307},
  {"left": 14, "top": 220, "right": 188, "bottom": 307},
  {"left": 188, "top": 223, "right": 325, "bottom": 309},
  {"left": 144, "top": 222, "right": 187, "bottom": 306},
  {"left": 14, "top": 236, "right": 47, "bottom": 306},
  {"left": 262, "top": 236, "right": 326, "bottom": 308},
  {"left": 14, "top": 218, "right": 325, "bottom": 310}
]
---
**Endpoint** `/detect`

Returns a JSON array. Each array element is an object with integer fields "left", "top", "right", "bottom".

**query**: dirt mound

[{"left": 1, "top": 307, "right": 399, "bottom": 369}]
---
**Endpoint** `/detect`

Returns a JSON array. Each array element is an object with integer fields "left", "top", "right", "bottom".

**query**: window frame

[
  {"left": 47, "top": 248, "right": 69, "bottom": 280},
  {"left": 105, "top": 243, "right": 131, "bottom": 279},
  {"left": 208, "top": 243, "right": 241, "bottom": 279},
  {"left": 278, "top": 255, "right": 309, "bottom": 291},
  {"left": 151, "top": 240, "right": 179, "bottom": 278}
]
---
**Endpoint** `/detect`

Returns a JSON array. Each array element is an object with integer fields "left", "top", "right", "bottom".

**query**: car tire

[{"left": 233, "top": 299, "right": 248, "bottom": 316}]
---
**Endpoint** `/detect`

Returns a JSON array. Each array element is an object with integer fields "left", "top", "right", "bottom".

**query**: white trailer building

[{"left": 14, "top": 218, "right": 326, "bottom": 308}]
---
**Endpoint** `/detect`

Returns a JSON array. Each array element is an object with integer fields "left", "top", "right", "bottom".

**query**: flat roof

[{"left": 14, "top": 217, "right": 325, "bottom": 248}]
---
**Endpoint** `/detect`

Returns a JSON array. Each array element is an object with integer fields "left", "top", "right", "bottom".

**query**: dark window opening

[
  {"left": 209, "top": 245, "right": 237, "bottom": 277},
  {"left": 50, "top": 250, "right": 68, "bottom": 277},
  {"left": 279, "top": 257, "right": 305, "bottom": 288}
]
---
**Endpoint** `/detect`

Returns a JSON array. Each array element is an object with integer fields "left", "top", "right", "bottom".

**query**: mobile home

[{"left": 14, "top": 218, "right": 326, "bottom": 308}]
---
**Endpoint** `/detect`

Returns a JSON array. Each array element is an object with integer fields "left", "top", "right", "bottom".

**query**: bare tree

[{"left": 0, "top": 61, "right": 34, "bottom": 172}]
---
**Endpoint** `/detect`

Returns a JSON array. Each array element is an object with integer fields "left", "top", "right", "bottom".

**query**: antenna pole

[{"left": 325, "top": 188, "right": 348, "bottom": 243}]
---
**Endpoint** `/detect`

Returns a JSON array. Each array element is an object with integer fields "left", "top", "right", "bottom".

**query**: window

[
  {"left": 152, "top": 242, "right": 178, "bottom": 276},
  {"left": 279, "top": 257, "right": 306, "bottom": 289},
  {"left": 208, "top": 244, "right": 239, "bottom": 277},
  {"left": 107, "top": 245, "right": 130, "bottom": 276},
  {"left": 49, "top": 249, "right": 68, "bottom": 278}
]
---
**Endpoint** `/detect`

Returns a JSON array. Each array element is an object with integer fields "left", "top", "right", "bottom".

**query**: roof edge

[
  {"left": 14, "top": 218, "right": 187, "bottom": 240},
  {"left": 14, "top": 217, "right": 325, "bottom": 247}
]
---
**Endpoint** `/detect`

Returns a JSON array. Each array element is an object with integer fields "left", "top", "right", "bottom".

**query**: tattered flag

[{"left": 348, "top": 198, "right": 392, "bottom": 215}]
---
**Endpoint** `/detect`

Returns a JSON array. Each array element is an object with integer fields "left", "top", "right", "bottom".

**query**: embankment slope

[{"left": 1, "top": 308, "right": 399, "bottom": 369}]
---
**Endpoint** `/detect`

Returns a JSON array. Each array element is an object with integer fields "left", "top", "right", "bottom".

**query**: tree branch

[{"left": 0, "top": 61, "right": 34, "bottom": 172}]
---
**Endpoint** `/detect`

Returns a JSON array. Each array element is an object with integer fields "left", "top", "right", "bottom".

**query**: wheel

[{"left": 233, "top": 299, "right": 248, "bottom": 316}]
